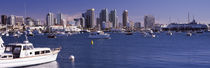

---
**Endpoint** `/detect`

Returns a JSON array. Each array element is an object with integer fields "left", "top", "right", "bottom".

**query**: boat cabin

[{"left": 3, "top": 40, "right": 51, "bottom": 59}]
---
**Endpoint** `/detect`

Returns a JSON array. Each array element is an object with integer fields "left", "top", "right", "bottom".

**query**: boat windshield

[{"left": 23, "top": 46, "right": 34, "bottom": 50}]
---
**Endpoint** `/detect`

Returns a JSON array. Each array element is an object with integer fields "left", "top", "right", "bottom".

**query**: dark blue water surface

[{"left": 3, "top": 32, "right": 210, "bottom": 68}]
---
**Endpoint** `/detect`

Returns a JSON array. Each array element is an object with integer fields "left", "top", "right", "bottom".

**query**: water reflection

[{"left": 25, "top": 61, "right": 59, "bottom": 68}]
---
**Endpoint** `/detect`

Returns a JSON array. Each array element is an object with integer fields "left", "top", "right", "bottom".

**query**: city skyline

[{"left": 1, "top": 0, "right": 210, "bottom": 24}]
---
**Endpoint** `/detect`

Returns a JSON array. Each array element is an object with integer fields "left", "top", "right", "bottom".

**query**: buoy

[
  {"left": 91, "top": 40, "right": 94, "bottom": 45},
  {"left": 69, "top": 55, "right": 75, "bottom": 61}
]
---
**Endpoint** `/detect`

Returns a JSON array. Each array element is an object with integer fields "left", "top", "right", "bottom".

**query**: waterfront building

[
  {"left": 99, "top": 8, "right": 109, "bottom": 28},
  {"left": 80, "top": 17, "right": 85, "bottom": 28},
  {"left": 122, "top": 10, "right": 128, "bottom": 27},
  {"left": 57, "top": 13, "right": 63, "bottom": 25},
  {"left": 15, "top": 16, "right": 24, "bottom": 26},
  {"left": 61, "top": 19, "right": 67, "bottom": 28},
  {"left": 8, "top": 15, "right": 15, "bottom": 25},
  {"left": 82, "top": 8, "right": 95, "bottom": 28},
  {"left": 46, "top": 12, "right": 54, "bottom": 27},
  {"left": 109, "top": 9, "right": 118, "bottom": 28},
  {"left": 34, "top": 19, "right": 41, "bottom": 26},
  {"left": 1, "top": 15, "right": 7, "bottom": 25},
  {"left": 25, "top": 17, "right": 34, "bottom": 26},
  {"left": 134, "top": 22, "right": 141, "bottom": 28},
  {"left": 74, "top": 18, "right": 81, "bottom": 27},
  {"left": 144, "top": 15, "right": 155, "bottom": 29}
]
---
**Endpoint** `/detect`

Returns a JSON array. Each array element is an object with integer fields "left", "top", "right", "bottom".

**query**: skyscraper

[
  {"left": 46, "top": 12, "right": 54, "bottom": 26},
  {"left": 8, "top": 15, "right": 15, "bottom": 25},
  {"left": 57, "top": 13, "right": 63, "bottom": 25},
  {"left": 100, "top": 8, "right": 109, "bottom": 25},
  {"left": 82, "top": 8, "right": 95, "bottom": 28},
  {"left": 109, "top": 9, "right": 118, "bottom": 28},
  {"left": 122, "top": 10, "right": 128, "bottom": 27},
  {"left": 144, "top": 15, "right": 155, "bottom": 29},
  {"left": 1, "top": 15, "right": 7, "bottom": 25}
]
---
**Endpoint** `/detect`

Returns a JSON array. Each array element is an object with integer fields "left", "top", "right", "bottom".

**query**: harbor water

[{"left": 2, "top": 32, "right": 210, "bottom": 68}]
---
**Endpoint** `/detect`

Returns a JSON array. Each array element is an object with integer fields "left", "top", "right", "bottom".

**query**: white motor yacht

[
  {"left": 0, "top": 37, "right": 61, "bottom": 67},
  {"left": 88, "top": 31, "right": 111, "bottom": 39}
]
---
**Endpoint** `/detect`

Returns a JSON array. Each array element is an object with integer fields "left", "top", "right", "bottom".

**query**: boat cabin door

[{"left": 12, "top": 46, "right": 22, "bottom": 58}]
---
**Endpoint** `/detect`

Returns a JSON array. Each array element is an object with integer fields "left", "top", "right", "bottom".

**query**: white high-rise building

[{"left": 46, "top": 12, "right": 54, "bottom": 26}]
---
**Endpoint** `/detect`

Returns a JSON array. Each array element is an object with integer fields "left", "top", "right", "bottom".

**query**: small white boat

[
  {"left": 151, "top": 34, "right": 156, "bottom": 38},
  {"left": 167, "top": 31, "right": 173, "bottom": 35},
  {"left": 5, "top": 33, "right": 9, "bottom": 37},
  {"left": 186, "top": 32, "right": 192, "bottom": 36},
  {"left": 88, "top": 31, "right": 111, "bottom": 39},
  {"left": 0, "top": 36, "right": 61, "bottom": 67}
]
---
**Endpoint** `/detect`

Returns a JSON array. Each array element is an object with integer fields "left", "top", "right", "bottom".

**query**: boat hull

[{"left": 0, "top": 53, "right": 58, "bottom": 68}]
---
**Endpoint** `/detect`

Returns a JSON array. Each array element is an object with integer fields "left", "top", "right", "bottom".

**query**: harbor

[{"left": 0, "top": 32, "right": 210, "bottom": 68}]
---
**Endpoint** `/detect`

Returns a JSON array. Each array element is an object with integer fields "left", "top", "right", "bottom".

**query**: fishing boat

[
  {"left": 0, "top": 36, "right": 61, "bottom": 67},
  {"left": 88, "top": 31, "right": 111, "bottom": 39}
]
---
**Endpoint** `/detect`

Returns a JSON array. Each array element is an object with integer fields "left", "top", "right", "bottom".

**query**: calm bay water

[{"left": 2, "top": 32, "right": 210, "bottom": 68}]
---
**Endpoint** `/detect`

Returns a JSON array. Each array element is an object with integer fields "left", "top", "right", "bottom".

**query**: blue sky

[{"left": 1, "top": 0, "right": 210, "bottom": 24}]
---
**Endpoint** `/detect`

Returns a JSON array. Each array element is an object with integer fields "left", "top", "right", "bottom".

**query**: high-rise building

[
  {"left": 46, "top": 12, "right": 54, "bottom": 26},
  {"left": 1, "top": 15, "right": 7, "bottom": 25},
  {"left": 54, "top": 18, "right": 57, "bottom": 25},
  {"left": 109, "top": 9, "right": 118, "bottom": 28},
  {"left": 80, "top": 17, "right": 85, "bottom": 28},
  {"left": 144, "top": 15, "right": 155, "bottom": 29},
  {"left": 122, "top": 10, "right": 128, "bottom": 27},
  {"left": 82, "top": 8, "right": 95, "bottom": 28},
  {"left": 57, "top": 13, "right": 63, "bottom": 25},
  {"left": 8, "top": 15, "right": 15, "bottom": 25},
  {"left": 100, "top": 8, "right": 109, "bottom": 25}
]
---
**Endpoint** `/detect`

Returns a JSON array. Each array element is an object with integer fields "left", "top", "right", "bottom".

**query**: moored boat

[{"left": 0, "top": 36, "right": 61, "bottom": 67}]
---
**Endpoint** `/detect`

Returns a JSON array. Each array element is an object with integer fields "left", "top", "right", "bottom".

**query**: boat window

[
  {"left": 35, "top": 51, "right": 40, "bottom": 55},
  {"left": 5, "top": 46, "right": 12, "bottom": 52},
  {"left": 23, "top": 46, "right": 34, "bottom": 50},
  {"left": 30, "top": 52, "right": 32, "bottom": 55},
  {"left": 41, "top": 51, "right": 45, "bottom": 54},
  {"left": 45, "top": 50, "right": 50, "bottom": 53},
  {"left": 8, "top": 55, "right": 13, "bottom": 58},
  {"left": 2, "top": 56, "right": 7, "bottom": 58}
]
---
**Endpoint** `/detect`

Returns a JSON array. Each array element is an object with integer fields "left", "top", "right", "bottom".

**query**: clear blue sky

[{"left": 1, "top": 0, "right": 210, "bottom": 24}]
